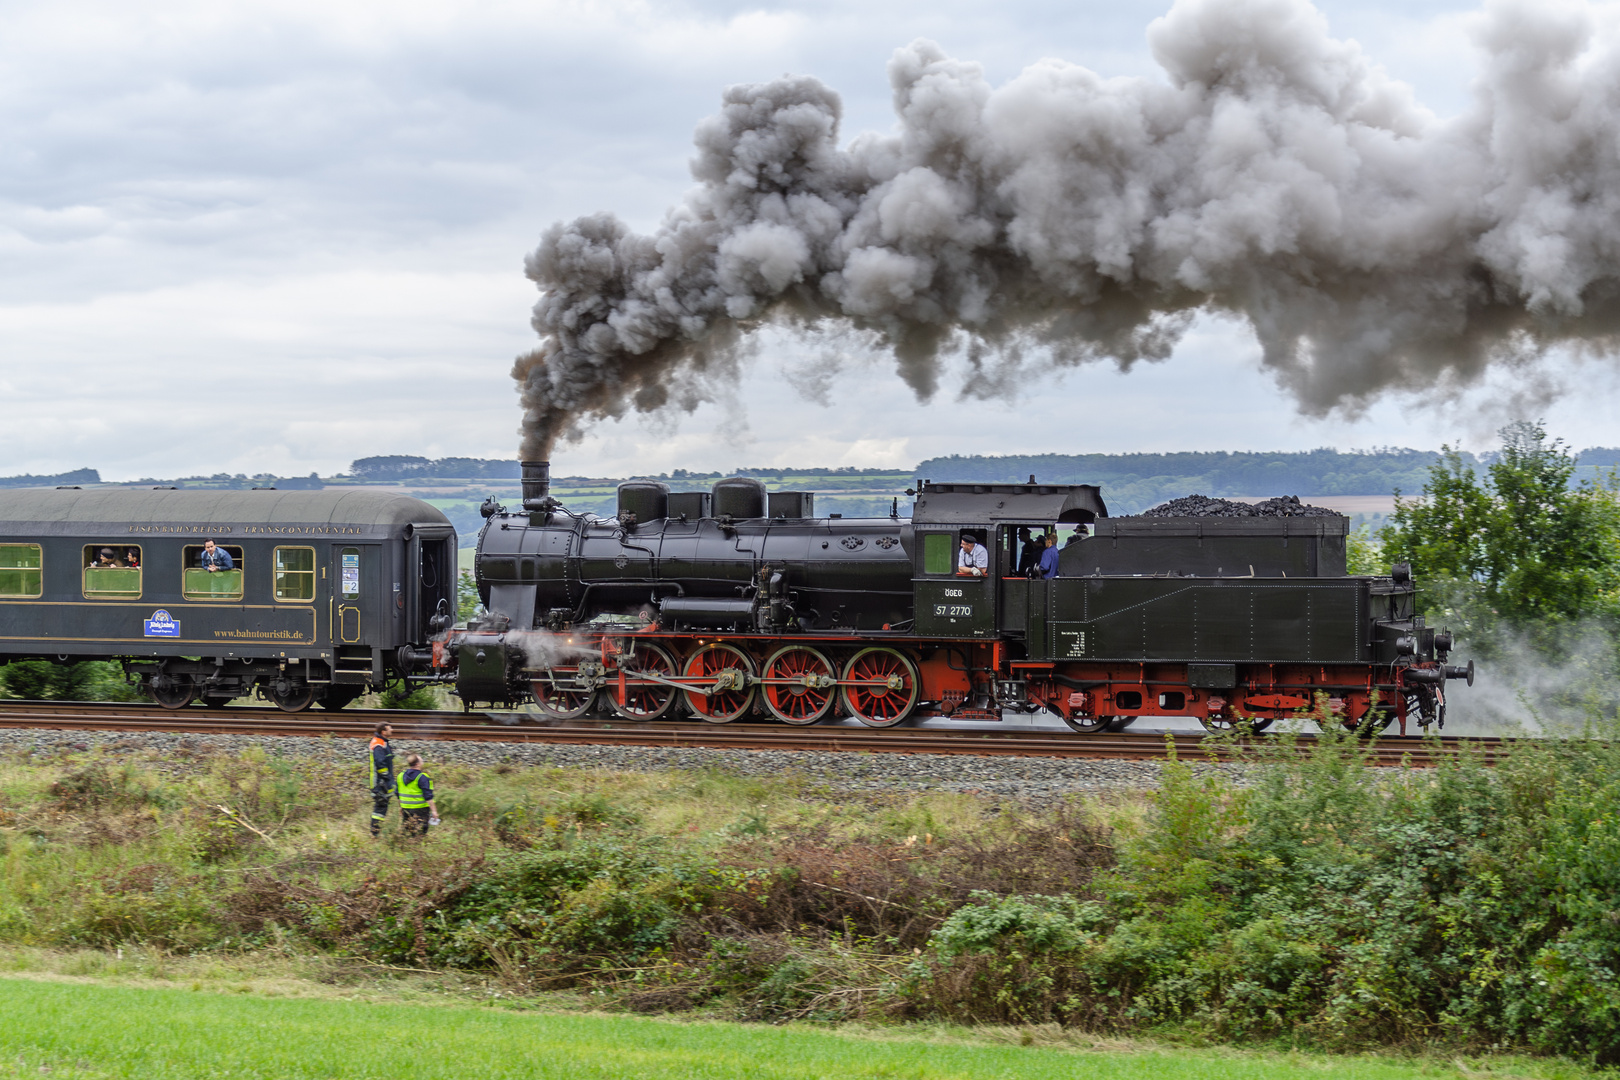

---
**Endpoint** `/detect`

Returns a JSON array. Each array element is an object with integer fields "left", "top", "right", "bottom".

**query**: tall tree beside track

[{"left": 1380, "top": 421, "right": 1620, "bottom": 658}]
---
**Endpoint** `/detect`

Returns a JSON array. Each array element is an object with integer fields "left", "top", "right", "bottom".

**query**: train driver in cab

[
  {"left": 199, "top": 538, "right": 234, "bottom": 572},
  {"left": 957, "top": 533, "right": 988, "bottom": 577}
]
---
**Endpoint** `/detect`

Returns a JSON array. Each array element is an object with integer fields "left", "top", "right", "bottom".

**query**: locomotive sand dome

[
  {"left": 422, "top": 462, "right": 1471, "bottom": 733},
  {"left": 0, "top": 488, "right": 457, "bottom": 710}
]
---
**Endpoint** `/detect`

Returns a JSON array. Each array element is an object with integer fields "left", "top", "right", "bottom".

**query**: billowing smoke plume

[{"left": 516, "top": 0, "right": 1620, "bottom": 458}]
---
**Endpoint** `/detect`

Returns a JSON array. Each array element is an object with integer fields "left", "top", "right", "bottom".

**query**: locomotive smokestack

[{"left": 521, "top": 460, "right": 551, "bottom": 511}]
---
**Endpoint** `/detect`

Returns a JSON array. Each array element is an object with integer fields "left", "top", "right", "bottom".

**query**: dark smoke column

[
  {"left": 516, "top": 0, "right": 1620, "bottom": 459},
  {"left": 514, "top": 76, "right": 866, "bottom": 460}
]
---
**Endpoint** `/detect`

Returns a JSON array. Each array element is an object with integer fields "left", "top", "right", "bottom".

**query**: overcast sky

[{"left": 2, "top": 0, "right": 1616, "bottom": 481}]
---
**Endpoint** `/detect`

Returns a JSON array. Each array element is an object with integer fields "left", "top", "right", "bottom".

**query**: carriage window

[
  {"left": 182, "top": 544, "right": 245, "bottom": 600},
  {"left": 922, "top": 532, "right": 955, "bottom": 575},
  {"left": 82, "top": 545, "right": 141, "bottom": 599},
  {"left": 0, "top": 544, "right": 41, "bottom": 598},
  {"left": 273, "top": 546, "right": 316, "bottom": 602}
]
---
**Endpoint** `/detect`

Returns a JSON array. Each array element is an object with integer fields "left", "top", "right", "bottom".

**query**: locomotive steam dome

[
  {"left": 617, "top": 480, "right": 669, "bottom": 523},
  {"left": 711, "top": 477, "right": 766, "bottom": 519}
]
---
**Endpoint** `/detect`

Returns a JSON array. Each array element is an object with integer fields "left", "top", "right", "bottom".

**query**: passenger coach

[{"left": 0, "top": 489, "right": 457, "bottom": 710}]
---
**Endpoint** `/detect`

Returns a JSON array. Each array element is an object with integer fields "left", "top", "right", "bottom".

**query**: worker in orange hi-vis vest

[{"left": 367, "top": 722, "right": 395, "bottom": 837}]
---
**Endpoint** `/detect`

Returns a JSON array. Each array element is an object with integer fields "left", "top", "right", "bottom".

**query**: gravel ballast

[{"left": 0, "top": 728, "right": 1208, "bottom": 800}]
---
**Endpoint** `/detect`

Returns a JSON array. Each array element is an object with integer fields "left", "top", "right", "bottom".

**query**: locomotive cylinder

[{"left": 454, "top": 632, "right": 512, "bottom": 702}]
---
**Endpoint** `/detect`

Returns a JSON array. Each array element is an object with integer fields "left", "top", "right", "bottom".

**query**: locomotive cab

[{"left": 909, "top": 480, "right": 1107, "bottom": 639}]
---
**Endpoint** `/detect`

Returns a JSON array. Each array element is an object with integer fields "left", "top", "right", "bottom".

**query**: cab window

[
  {"left": 83, "top": 545, "right": 141, "bottom": 599},
  {"left": 921, "top": 532, "right": 955, "bottom": 575},
  {"left": 0, "top": 544, "right": 41, "bottom": 598},
  {"left": 273, "top": 546, "right": 316, "bottom": 602},
  {"left": 182, "top": 544, "right": 245, "bottom": 600}
]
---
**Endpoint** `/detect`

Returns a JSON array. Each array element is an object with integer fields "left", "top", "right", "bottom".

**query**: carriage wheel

[
  {"left": 761, "top": 646, "right": 837, "bottom": 725},
  {"left": 269, "top": 682, "right": 316, "bottom": 713},
  {"left": 531, "top": 669, "right": 598, "bottom": 719},
  {"left": 841, "top": 647, "right": 919, "bottom": 728},
  {"left": 1199, "top": 713, "right": 1274, "bottom": 735},
  {"left": 681, "top": 643, "right": 757, "bottom": 724},
  {"left": 149, "top": 674, "right": 195, "bottom": 710},
  {"left": 1060, "top": 713, "right": 1112, "bottom": 734},
  {"left": 610, "top": 642, "right": 679, "bottom": 721}
]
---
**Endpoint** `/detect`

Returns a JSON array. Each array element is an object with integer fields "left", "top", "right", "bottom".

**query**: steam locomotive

[{"left": 422, "top": 462, "right": 1472, "bottom": 734}]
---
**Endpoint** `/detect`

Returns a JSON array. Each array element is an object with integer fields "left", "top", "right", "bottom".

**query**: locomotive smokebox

[{"left": 521, "top": 460, "right": 551, "bottom": 511}]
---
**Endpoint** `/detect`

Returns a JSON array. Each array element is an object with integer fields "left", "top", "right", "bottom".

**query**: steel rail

[{"left": 0, "top": 700, "right": 1507, "bottom": 766}]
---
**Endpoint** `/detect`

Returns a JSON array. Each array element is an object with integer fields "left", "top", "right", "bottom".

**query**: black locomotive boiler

[
  {"left": 426, "top": 462, "right": 1472, "bottom": 734},
  {"left": 0, "top": 488, "right": 457, "bottom": 710}
]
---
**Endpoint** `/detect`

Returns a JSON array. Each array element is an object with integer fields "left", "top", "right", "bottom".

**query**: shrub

[
  {"left": 0, "top": 660, "right": 142, "bottom": 702},
  {"left": 903, "top": 892, "right": 1108, "bottom": 1025}
]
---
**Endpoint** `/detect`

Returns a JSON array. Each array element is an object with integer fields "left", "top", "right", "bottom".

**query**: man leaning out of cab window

[
  {"left": 956, "top": 534, "right": 988, "bottom": 577},
  {"left": 199, "top": 539, "right": 234, "bottom": 572}
]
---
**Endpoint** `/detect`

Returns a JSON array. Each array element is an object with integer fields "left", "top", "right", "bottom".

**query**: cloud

[{"left": 11, "top": 0, "right": 1611, "bottom": 484}]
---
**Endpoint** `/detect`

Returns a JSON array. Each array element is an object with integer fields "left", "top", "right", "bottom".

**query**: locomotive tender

[
  {"left": 0, "top": 489, "right": 457, "bottom": 710},
  {"left": 436, "top": 462, "right": 1472, "bottom": 734}
]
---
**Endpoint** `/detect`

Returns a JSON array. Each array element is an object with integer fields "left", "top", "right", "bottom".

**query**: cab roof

[{"left": 910, "top": 481, "right": 1108, "bottom": 525}]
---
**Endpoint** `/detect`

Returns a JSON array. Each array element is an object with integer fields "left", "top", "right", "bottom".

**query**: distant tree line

[
  {"left": 0, "top": 468, "right": 99, "bottom": 489},
  {"left": 348, "top": 456, "right": 522, "bottom": 481}
]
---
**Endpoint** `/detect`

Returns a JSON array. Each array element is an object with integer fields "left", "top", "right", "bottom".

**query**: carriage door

[{"left": 334, "top": 545, "right": 369, "bottom": 644}]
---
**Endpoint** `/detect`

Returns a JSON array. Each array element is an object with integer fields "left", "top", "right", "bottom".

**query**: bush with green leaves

[
  {"left": 898, "top": 727, "right": 1620, "bottom": 1062},
  {"left": 0, "top": 660, "right": 142, "bottom": 702}
]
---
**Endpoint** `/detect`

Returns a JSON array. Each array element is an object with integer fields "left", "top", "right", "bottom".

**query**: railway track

[{"left": 0, "top": 701, "right": 1505, "bottom": 767}]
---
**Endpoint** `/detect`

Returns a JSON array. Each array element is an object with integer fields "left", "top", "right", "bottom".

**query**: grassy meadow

[
  {"left": 0, "top": 976, "right": 1591, "bottom": 1080},
  {"left": 3, "top": 728, "right": 1620, "bottom": 1071}
]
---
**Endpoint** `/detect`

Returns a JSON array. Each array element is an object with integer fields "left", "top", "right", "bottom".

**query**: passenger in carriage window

[
  {"left": 124, "top": 549, "right": 140, "bottom": 569},
  {"left": 93, "top": 548, "right": 119, "bottom": 567},
  {"left": 199, "top": 538, "right": 234, "bottom": 571}
]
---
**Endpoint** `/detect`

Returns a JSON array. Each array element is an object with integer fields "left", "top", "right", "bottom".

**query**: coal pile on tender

[{"left": 1139, "top": 494, "right": 1338, "bottom": 518}]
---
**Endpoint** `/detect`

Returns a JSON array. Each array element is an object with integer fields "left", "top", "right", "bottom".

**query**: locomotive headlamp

[{"left": 1391, "top": 562, "right": 1412, "bottom": 584}]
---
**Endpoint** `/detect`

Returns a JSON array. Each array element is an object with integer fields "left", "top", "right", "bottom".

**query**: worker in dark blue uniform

[
  {"left": 1037, "top": 532, "right": 1061, "bottom": 579},
  {"left": 396, "top": 753, "right": 439, "bottom": 837},
  {"left": 368, "top": 722, "right": 395, "bottom": 836}
]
